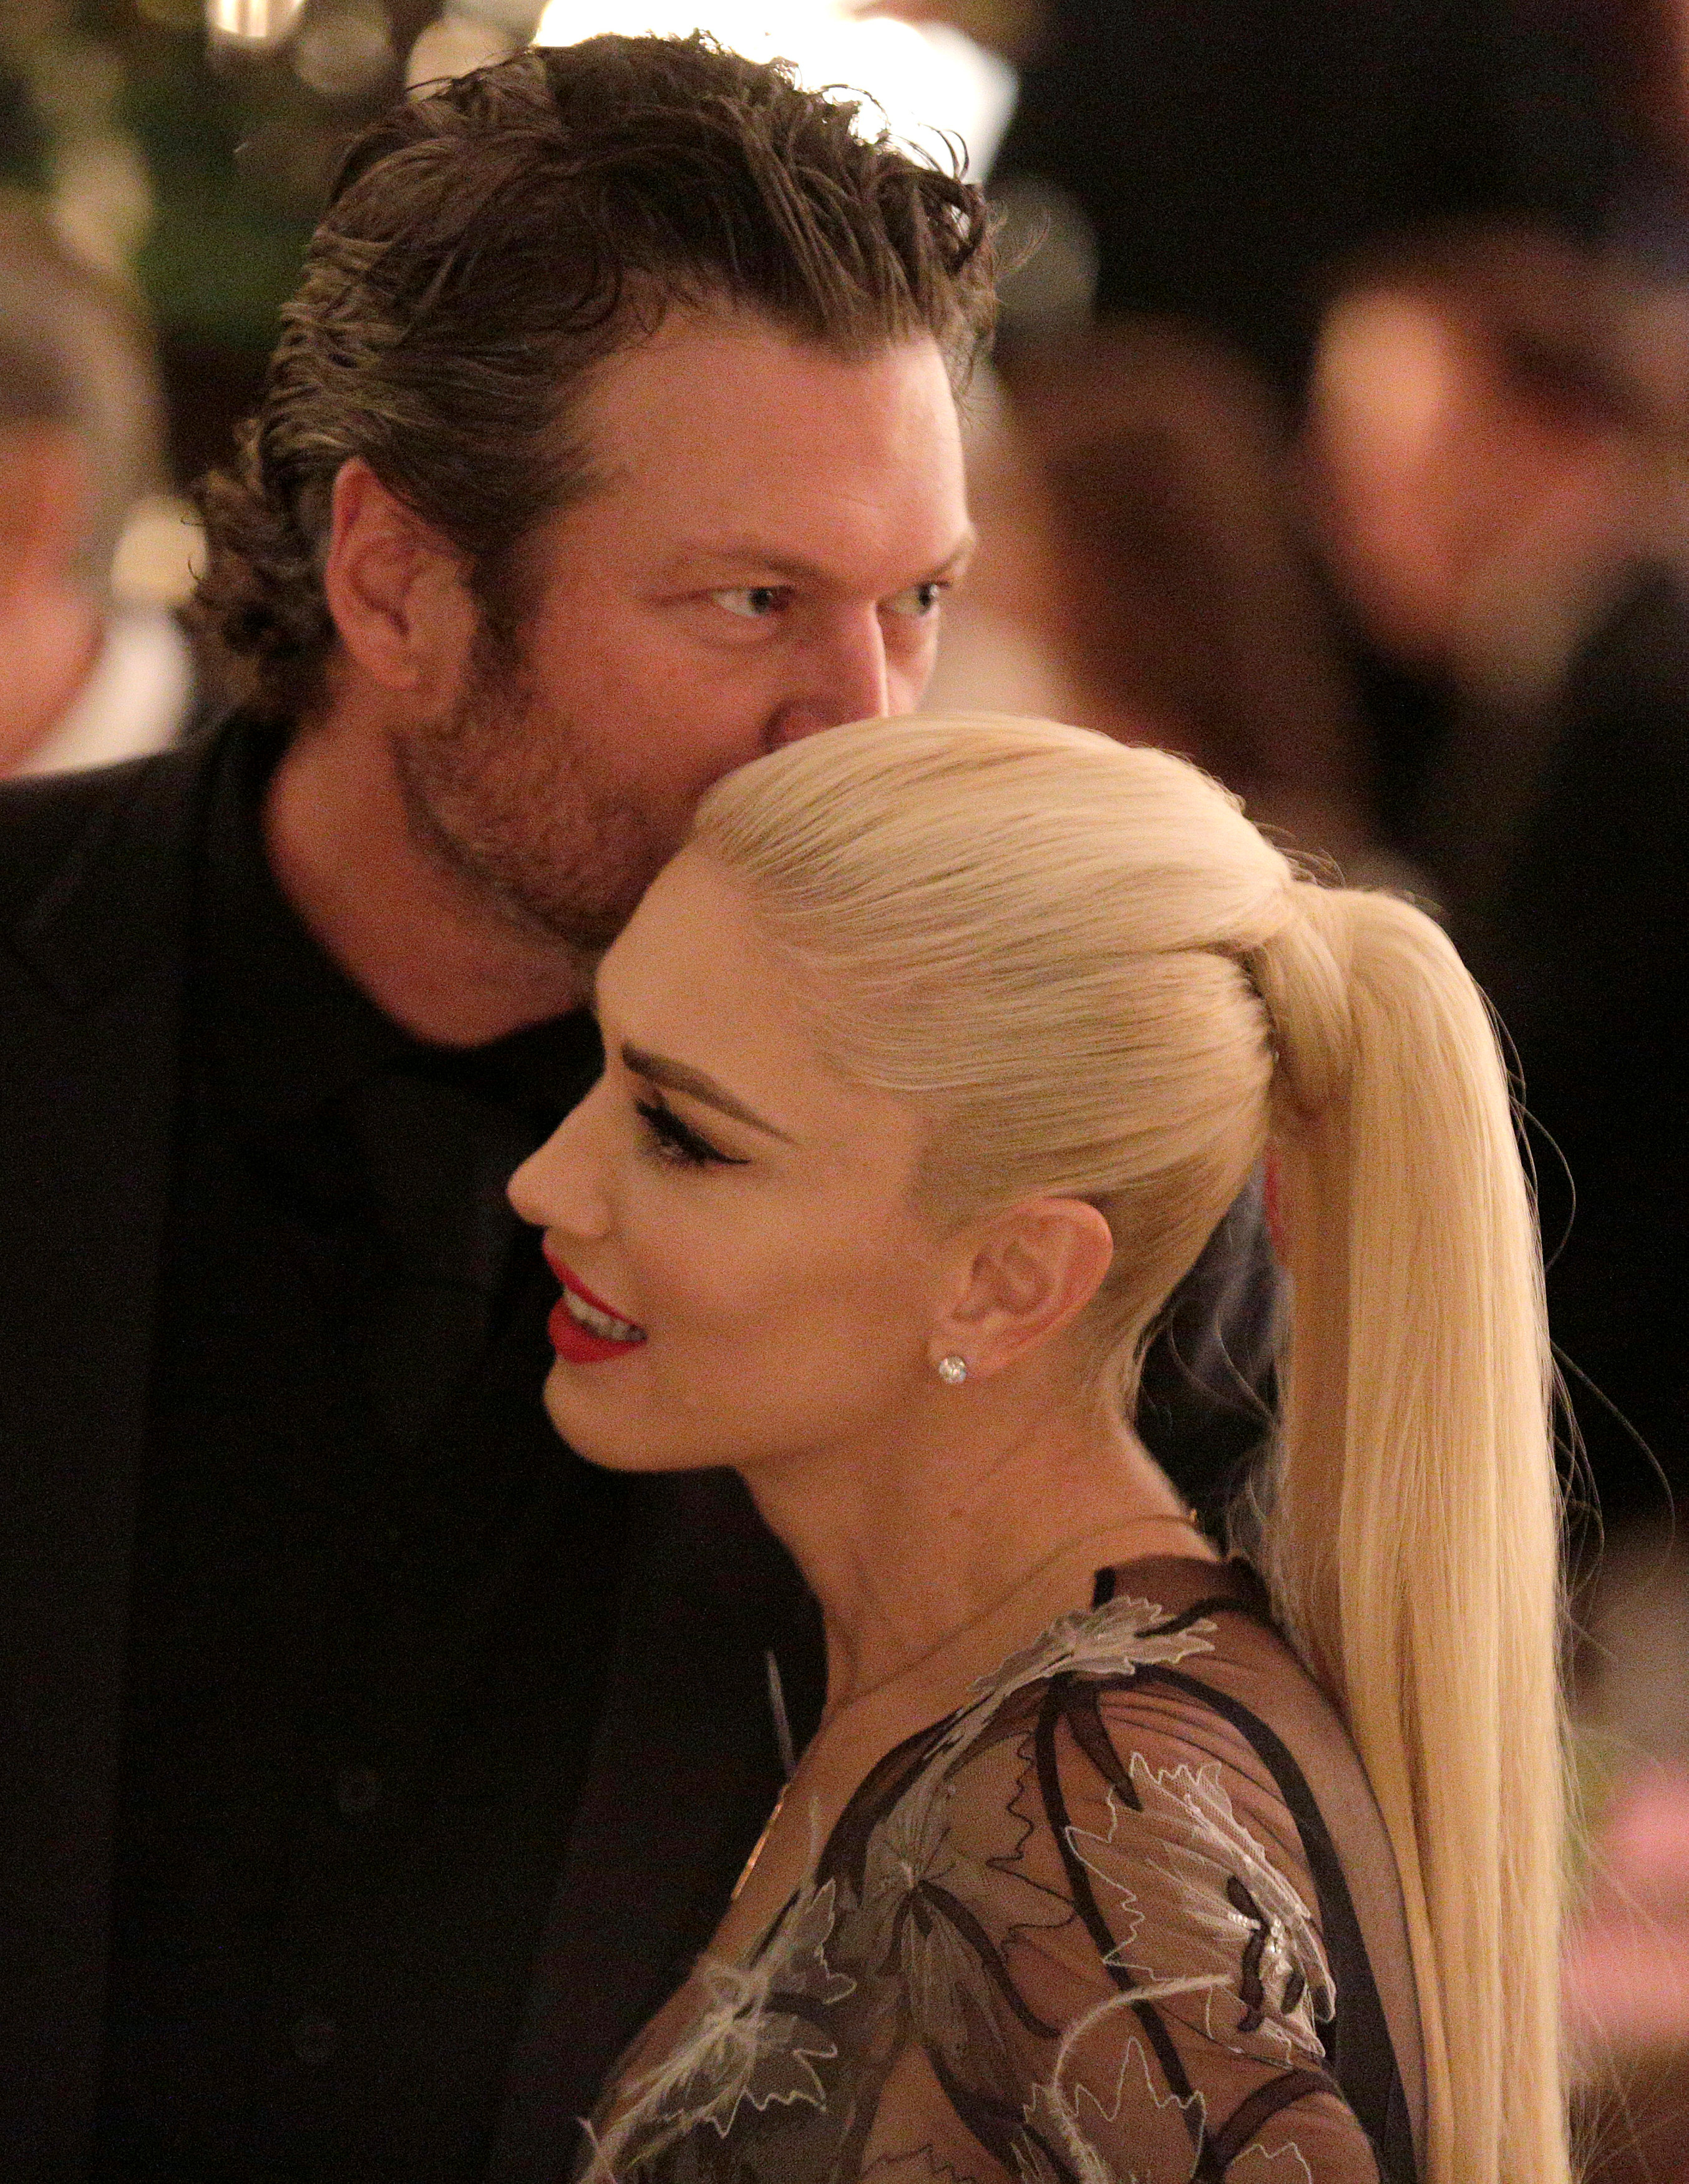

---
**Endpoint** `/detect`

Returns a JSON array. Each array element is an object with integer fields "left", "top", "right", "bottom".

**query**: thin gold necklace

[
  {"left": 814, "top": 1509, "right": 1205, "bottom": 1732},
  {"left": 729, "top": 1508, "right": 1204, "bottom": 1903}
]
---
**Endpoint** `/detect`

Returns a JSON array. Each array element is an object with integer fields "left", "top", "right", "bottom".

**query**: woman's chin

[
  {"left": 540, "top": 1374, "right": 627, "bottom": 1467},
  {"left": 540, "top": 1367, "right": 698, "bottom": 1473}
]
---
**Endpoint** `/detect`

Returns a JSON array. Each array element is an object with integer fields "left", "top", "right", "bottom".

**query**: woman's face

[{"left": 508, "top": 849, "right": 953, "bottom": 1478}]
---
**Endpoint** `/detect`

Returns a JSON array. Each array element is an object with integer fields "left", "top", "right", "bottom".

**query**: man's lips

[{"left": 543, "top": 1250, "right": 647, "bottom": 1364}]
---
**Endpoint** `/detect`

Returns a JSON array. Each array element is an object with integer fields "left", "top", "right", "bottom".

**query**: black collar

[{"left": 190, "top": 714, "right": 602, "bottom": 1143}]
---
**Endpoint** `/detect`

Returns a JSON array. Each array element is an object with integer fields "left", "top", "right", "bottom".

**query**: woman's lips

[{"left": 543, "top": 1250, "right": 647, "bottom": 1365}]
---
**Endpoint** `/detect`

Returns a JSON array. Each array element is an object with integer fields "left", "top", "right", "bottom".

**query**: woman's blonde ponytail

[
  {"left": 1256, "top": 884, "right": 1566, "bottom": 2184},
  {"left": 692, "top": 717, "right": 1569, "bottom": 2184}
]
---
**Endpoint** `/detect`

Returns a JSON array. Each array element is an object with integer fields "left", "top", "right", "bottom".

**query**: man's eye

[
  {"left": 711, "top": 585, "right": 788, "bottom": 620},
  {"left": 634, "top": 1098, "right": 745, "bottom": 1168},
  {"left": 883, "top": 580, "right": 947, "bottom": 620}
]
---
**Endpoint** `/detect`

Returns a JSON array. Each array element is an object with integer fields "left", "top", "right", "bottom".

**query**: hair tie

[{"left": 1245, "top": 885, "right": 1355, "bottom": 1115}]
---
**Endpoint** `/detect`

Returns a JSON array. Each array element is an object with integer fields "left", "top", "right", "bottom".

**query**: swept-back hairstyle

[
  {"left": 192, "top": 33, "right": 994, "bottom": 721},
  {"left": 690, "top": 715, "right": 1567, "bottom": 2184}
]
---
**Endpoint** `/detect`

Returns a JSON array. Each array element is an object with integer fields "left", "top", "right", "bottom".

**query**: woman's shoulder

[
  {"left": 584, "top": 1561, "right": 1413, "bottom": 2184},
  {"left": 812, "top": 1555, "right": 1411, "bottom": 2184},
  {"left": 969, "top": 1571, "right": 1338, "bottom": 2046},
  {"left": 924, "top": 1556, "right": 1340, "bottom": 2015},
  {"left": 825, "top": 1554, "right": 1331, "bottom": 1911}
]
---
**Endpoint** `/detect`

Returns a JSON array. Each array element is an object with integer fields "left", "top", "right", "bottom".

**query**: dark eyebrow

[
  {"left": 933, "top": 526, "right": 980, "bottom": 578},
  {"left": 621, "top": 1041, "right": 795, "bottom": 1144},
  {"left": 662, "top": 526, "right": 978, "bottom": 590}
]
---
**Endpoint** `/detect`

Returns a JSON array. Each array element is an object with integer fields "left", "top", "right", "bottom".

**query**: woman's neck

[
  {"left": 742, "top": 1382, "right": 1217, "bottom": 1725},
  {"left": 710, "top": 1397, "right": 1218, "bottom": 1961}
]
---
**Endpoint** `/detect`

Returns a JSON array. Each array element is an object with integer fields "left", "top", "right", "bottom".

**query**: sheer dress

[{"left": 577, "top": 1556, "right": 1426, "bottom": 2183}]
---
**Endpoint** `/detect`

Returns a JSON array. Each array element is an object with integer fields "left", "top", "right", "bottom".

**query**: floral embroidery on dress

[
  {"left": 827, "top": 1594, "right": 1225, "bottom": 2095},
  {"left": 1026, "top": 2001, "right": 1209, "bottom": 2184},
  {"left": 1066, "top": 1757, "right": 1333, "bottom": 2064},
  {"left": 970, "top": 1594, "right": 1219, "bottom": 1714},
  {"left": 581, "top": 1879, "right": 855, "bottom": 2180},
  {"left": 837, "top": 1728, "right": 1074, "bottom": 2091},
  {"left": 1226, "top": 2147, "right": 1319, "bottom": 2184},
  {"left": 578, "top": 1565, "right": 1416, "bottom": 2184}
]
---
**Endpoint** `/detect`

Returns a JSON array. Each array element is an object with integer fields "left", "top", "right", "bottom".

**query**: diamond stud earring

[{"left": 935, "top": 1354, "right": 968, "bottom": 1386}]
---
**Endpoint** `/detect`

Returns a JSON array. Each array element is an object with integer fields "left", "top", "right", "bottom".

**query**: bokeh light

[
  {"left": 531, "top": 1, "right": 1016, "bottom": 178},
  {"left": 205, "top": 0, "right": 308, "bottom": 46}
]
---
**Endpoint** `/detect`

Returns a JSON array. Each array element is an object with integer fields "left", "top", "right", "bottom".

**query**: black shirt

[
  {"left": 96, "top": 721, "right": 628, "bottom": 2182},
  {"left": 84, "top": 718, "right": 1282, "bottom": 2182}
]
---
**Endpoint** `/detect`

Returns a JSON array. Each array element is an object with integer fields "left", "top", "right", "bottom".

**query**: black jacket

[
  {"left": 0, "top": 728, "right": 1275, "bottom": 2181},
  {"left": 0, "top": 731, "right": 825, "bottom": 2182}
]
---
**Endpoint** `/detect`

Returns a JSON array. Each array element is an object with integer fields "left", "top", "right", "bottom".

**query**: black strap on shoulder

[{"left": 1131, "top": 1664, "right": 1417, "bottom": 2184}]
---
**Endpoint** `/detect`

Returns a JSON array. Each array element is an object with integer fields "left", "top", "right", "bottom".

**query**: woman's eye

[
  {"left": 883, "top": 580, "right": 947, "bottom": 621},
  {"left": 711, "top": 585, "right": 788, "bottom": 620},
  {"left": 634, "top": 1098, "right": 744, "bottom": 1168}
]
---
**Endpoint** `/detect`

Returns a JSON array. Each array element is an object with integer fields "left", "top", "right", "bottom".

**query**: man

[
  {"left": 0, "top": 35, "right": 1267, "bottom": 2183},
  {"left": 1299, "top": 227, "right": 1689, "bottom": 1531},
  {"left": 0, "top": 192, "right": 200, "bottom": 777}
]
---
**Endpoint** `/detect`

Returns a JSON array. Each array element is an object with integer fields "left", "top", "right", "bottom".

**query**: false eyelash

[{"left": 633, "top": 1097, "right": 746, "bottom": 1168}]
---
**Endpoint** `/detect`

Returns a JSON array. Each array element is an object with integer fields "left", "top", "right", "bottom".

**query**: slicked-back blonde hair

[{"left": 691, "top": 714, "right": 1567, "bottom": 2184}]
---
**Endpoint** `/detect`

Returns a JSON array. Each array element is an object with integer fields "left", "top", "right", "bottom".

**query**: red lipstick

[{"left": 544, "top": 1249, "right": 647, "bottom": 1365}]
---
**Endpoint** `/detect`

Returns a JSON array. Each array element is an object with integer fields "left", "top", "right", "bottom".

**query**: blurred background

[{"left": 5, "top": 0, "right": 1689, "bottom": 2170}]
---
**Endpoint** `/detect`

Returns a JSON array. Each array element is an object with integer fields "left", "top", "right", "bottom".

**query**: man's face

[{"left": 392, "top": 309, "right": 973, "bottom": 951}]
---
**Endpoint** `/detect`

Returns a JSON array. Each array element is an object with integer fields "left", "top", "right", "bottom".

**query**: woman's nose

[{"left": 507, "top": 1092, "right": 611, "bottom": 1237}]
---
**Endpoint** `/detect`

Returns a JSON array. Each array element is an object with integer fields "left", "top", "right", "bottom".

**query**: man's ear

[
  {"left": 930, "top": 1197, "right": 1115, "bottom": 1382},
  {"left": 321, "top": 457, "right": 477, "bottom": 696}
]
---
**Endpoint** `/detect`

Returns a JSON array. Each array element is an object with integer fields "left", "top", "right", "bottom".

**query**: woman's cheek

[{"left": 625, "top": 1198, "right": 771, "bottom": 1354}]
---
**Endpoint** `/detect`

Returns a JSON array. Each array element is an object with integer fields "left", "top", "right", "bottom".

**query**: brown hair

[{"left": 191, "top": 33, "right": 995, "bottom": 720}]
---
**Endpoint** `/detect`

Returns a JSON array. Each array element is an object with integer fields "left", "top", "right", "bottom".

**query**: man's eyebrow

[
  {"left": 621, "top": 1041, "right": 795, "bottom": 1143},
  {"left": 931, "top": 526, "right": 979, "bottom": 578},
  {"left": 662, "top": 527, "right": 978, "bottom": 588}
]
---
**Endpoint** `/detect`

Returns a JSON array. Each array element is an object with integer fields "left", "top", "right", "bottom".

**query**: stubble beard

[{"left": 390, "top": 640, "right": 679, "bottom": 962}]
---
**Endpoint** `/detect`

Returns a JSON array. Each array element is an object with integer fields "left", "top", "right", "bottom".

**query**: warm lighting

[
  {"left": 294, "top": 2, "right": 396, "bottom": 97},
  {"left": 51, "top": 135, "right": 155, "bottom": 279},
  {"left": 531, "top": 1, "right": 1016, "bottom": 178},
  {"left": 112, "top": 496, "right": 206, "bottom": 611},
  {"left": 205, "top": 0, "right": 308, "bottom": 46},
  {"left": 408, "top": 7, "right": 517, "bottom": 87}
]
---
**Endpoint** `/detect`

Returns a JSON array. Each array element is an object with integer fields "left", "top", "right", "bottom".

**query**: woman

[{"left": 509, "top": 717, "right": 1567, "bottom": 2184}]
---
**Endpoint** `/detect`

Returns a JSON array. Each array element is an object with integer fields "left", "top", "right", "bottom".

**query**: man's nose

[{"left": 769, "top": 610, "right": 891, "bottom": 745}]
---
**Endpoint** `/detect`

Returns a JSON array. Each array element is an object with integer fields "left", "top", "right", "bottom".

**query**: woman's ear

[
  {"left": 321, "top": 456, "right": 477, "bottom": 696},
  {"left": 931, "top": 1197, "right": 1115, "bottom": 1382}
]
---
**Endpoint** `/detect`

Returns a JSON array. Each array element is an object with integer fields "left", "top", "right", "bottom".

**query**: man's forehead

[
  {"left": 583, "top": 308, "right": 962, "bottom": 478},
  {"left": 653, "top": 524, "right": 977, "bottom": 585},
  {"left": 567, "top": 308, "right": 970, "bottom": 574}
]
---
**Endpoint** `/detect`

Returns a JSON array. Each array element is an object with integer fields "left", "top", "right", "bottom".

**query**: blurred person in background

[
  {"left": 895, "top": 0, "right": 1637, "bottom": 892},
  {"left": 0, "top": 33, "right": 1272, "bottom": 2184},
  {"left": 1297, "top": 232, "right": 1689, "bottom": 2178},
  {"left": 929, "top": 321, "right": 1376, "bottom": 871},
  {"left": 924, "top": 0, "right": 1689, "bottom": 1539},
  {"left": 0, "top": 191, "right": 203, "bottom": 778},
  {"left": 1297, "top": 220, "right": 1689, "bottom": 1536},
  {"left": 896, "top": 0, "right": 1651, "bottom": 870}
]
